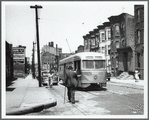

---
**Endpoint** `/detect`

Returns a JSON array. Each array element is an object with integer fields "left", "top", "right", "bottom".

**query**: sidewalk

[
  {"left": 6, "top": 74, "right": 57, "bottom": 115},
  {"left": 109, "top": 77, "right": 144, "bottom": 89}
]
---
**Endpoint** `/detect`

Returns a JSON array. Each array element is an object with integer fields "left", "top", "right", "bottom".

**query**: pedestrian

[
  {"left": 64, "top": 66, "right": 79, "bottom": 104},
  {"left": 134, "top": 70, "right": 140, "bottom": 82},
  {"left": 48, "top": 70, "right": 54, "bottom": 88}
]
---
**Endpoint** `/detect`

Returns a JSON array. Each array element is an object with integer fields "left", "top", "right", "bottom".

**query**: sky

[{"left": 3, "top": 1, "right": 147, "bottom": 63}]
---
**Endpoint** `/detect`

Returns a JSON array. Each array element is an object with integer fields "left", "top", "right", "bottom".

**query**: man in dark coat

[{"left": 64, "top": 66, "right": 78, "bottom": 104}]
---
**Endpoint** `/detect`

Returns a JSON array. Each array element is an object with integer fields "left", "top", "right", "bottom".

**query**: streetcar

[{"left": 58, "top": 52, "right": 107, "bottom": 88}]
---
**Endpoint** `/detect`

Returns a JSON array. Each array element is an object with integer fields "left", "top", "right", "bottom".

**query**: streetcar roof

[{"left": 59, "top": 52, "right": 106, "bottom": 65}]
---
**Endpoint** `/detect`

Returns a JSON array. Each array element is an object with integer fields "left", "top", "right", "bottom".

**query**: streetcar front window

[
  {"left": 83, "top": 60, "right": 94, "bottom": 69},
  {"left": 95, "top": 60, "right": 106, "bottom": 69}
]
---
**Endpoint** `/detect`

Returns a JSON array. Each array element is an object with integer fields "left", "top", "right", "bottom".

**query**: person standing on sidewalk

[
  {"left": 48, "top": 71, "right": 54, "bottom": 88},
  {"left": 64, "top": 66, "right": 79, "bottom": 104},
  {"left": 134, "top": 70, "right": 140, "bottom": 82}
]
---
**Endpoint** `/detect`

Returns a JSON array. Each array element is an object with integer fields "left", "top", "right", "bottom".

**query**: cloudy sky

[{"left": 3, "top": 1, "right": 147, "bottom": 63}]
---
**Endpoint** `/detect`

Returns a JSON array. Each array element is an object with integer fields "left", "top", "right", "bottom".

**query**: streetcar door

[{"left": 75, "top": 60, "right": 81, "bottom": 87}]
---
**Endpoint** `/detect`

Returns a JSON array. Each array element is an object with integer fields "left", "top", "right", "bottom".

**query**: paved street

[{"left": 26, "top": 82, "right": 144, "bottom": 116}]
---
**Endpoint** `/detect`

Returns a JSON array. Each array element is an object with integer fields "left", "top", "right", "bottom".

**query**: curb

[
  {"left": 6, "top": 101, "right": 57, "bottom": 115},
  {"left": 107, "top": 81, "right": 144, "bottom": 90}
]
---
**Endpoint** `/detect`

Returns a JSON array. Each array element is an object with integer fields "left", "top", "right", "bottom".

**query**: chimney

[
  {"left": 48, "top": 42, "right": 51, "bottom": 46},
  {"left": 51, "top": 41, "right": 54, "bottom": 47}
]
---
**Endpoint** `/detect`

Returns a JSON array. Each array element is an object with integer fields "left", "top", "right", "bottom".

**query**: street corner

[{"left": 6, "top": 98, "right": 57, "bottom": 115}]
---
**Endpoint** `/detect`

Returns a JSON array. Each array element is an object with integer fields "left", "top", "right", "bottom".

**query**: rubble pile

[{"left": 117, "top": 72, "right": 135, "bottom": 80}]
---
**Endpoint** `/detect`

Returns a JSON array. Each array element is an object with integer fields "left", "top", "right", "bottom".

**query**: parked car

[
  {"left": 41, "top": 71, "right": 49, "bottom": 86},
  {"left": 53, "top": 72, "right": 59, "bottom": 85}
]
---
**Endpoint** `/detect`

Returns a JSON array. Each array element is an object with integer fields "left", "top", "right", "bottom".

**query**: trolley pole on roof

[
  {"left": 30, "top": 5, "right": 42, "bottom": 87},
  {"left": 66, "top": 39, "right": 71, "bottom": 53}
]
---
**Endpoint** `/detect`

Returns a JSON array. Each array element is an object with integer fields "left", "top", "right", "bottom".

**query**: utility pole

[
  {"left": 30, "top": 5, "right": 42, "bottom": 87},
  {"left": 32, "top": 42, "right": 36, "bottom": 79}
]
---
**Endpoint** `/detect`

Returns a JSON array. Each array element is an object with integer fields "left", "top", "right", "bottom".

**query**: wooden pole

[{"left": 30, "top": 5, "right": 42, "bottom": 87}]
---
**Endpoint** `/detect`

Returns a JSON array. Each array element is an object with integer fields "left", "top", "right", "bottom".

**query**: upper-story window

[
  {"left": 115, "top": 25, "right": 120, "bottom": 34},
  {"left": 92, "top": 38, "right": 95, "bottom": 46},
  {"left": 137, "top": 9, "right": 140, "bottom": 22},
  {"left": 101, "top": 33, "right": 105, "bottom": 42},
  {"left": 102, "top": 47, "right": 105, "bottom": 53},
  {"left": 85, "top": 40, "right": 88, "bottom": 49},
  {"left": 115, "top": 41, "right": 120, "bottom": 48},
  {"left": 108, "top": 30, "right": 111, "bottom": 39},
  {"left": 121, "top": 22, "right": 125, "bottom": 32},
  {"left": 95, "top": 37, "right": 99, "bottom": 47},
  {"left": 137, "top": 30, "right": 141, "bottom": 44}
]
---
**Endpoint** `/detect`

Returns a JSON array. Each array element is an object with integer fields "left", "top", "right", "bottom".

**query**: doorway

[{"left": 123, "top": 52, "right": 128, "bottom": 71}]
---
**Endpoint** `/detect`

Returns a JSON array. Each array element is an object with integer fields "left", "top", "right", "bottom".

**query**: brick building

[
  {"left": 75, "top": 45, "right": 84, "bottom": 53},
  {"left": 108, "top": 13, "right": 135, "bottom": 76},
  {"left": 41, "top": 42, "right": 59, "bottom": 70},
  {"left": 6, "top": 41, "right": 13, "bottom": 81},
  {"left": 83, "top": 34, "right": 91, "bottom": 52},
  {"left": 134, "top": 5, "right": 144, "bottom": 79}
]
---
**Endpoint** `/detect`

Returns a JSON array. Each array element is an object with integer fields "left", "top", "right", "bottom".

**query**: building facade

[
  {"left": 83, "top": 23, "right": 111, "bottom": 72},
  {"left": 41, "top": 42, "right": 59, "bottom": 71},
  {"left": 6, "top": 41, "right": 13, "bottom": 81},
  {"left": 13, "top": 45, "right": 26, "bottom": 78},
  {"left": 83, "top": 34, "right": 91, "bottom": 52},
  {"left": 108, "top": 13, "right": 135, "bottom": 76},
  {"left": 134, "top": 5, "right": 144, "bottom": 79},
  {"left": 103, "top": 22, "right": 111, "bottom": 72},
  {"left": 75, "top": 45, "right": 84, "bottom": 53}
]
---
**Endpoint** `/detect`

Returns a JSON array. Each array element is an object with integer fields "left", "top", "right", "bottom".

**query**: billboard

[{"left": 13, "top": 46, "right": 26, "bottom": 77}]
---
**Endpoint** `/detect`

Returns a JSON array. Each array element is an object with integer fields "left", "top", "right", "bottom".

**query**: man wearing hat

[{"left": 64, "top": 66, "right": 79, "bottom": 104}]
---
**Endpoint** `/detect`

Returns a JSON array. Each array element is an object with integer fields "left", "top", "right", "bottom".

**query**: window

[
  {"left": 121, "top": 22, "right": 125, "bottom": 32},
  {"left": 83, "top": 60, "right": 94, "bottom": 69},
  {"left": 95, "top": 60, "right": 105, "bottom": 69},
  {"left": 108, "top": 50, "right": 111, "bottom": 54},
  {"left": 108, "top": 45, "right": 110, "bottom": 49},
  {"left": 108, "top": 30, "right": 111, "bottom": 39},
  {"left": 92, "top": 39, "right": 95, "bottom": 45},
  {"left": 115, "top": 25, "right": 120, "bottom": 34},
  {"left": 95, "top": 37, "right": 99, "bottom": 47},
  {"left": 85, "top": 40, "right": 88, "bottom": 49},
  {"left": 137, "top": 30, "right": 140, "bottom": 44},
  {"left": 115, "top": 41, "right": 120, "bottom": 48},
  {"left": 102, "top": 47, "right": 105, "bottom": 53},
  {"left": 101, "top": 33, "right": 105, "bottom": 41},
  {"left": 137, "top": 53, "right": 140, "bottom": 67},
  {"left": 140, "top": 29, "right": 144, "bottom": 44},
  {"left": 137, "top": 9, "right": 140, "bottom": 22}
]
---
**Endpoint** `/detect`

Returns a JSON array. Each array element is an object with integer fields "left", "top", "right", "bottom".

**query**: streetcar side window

[
  {"left": 95, "top": 60, "right": 106, "bottom": 69},
  {"left": 83, "top": 60, "right": 94, "bottom": 69}
]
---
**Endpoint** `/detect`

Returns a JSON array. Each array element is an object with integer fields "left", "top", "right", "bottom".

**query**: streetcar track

[
  {"left": 47, "top": 85, "right": 88, "bottom": 115},
  {"left": 108, "top": 82, "right": 144, "bottom": 90},
  {"left": 83, "top": 87, "right": 144, "bottom": 102},
  {"left": 48, "top": 84, "right": 143, "bottom": 115}
]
